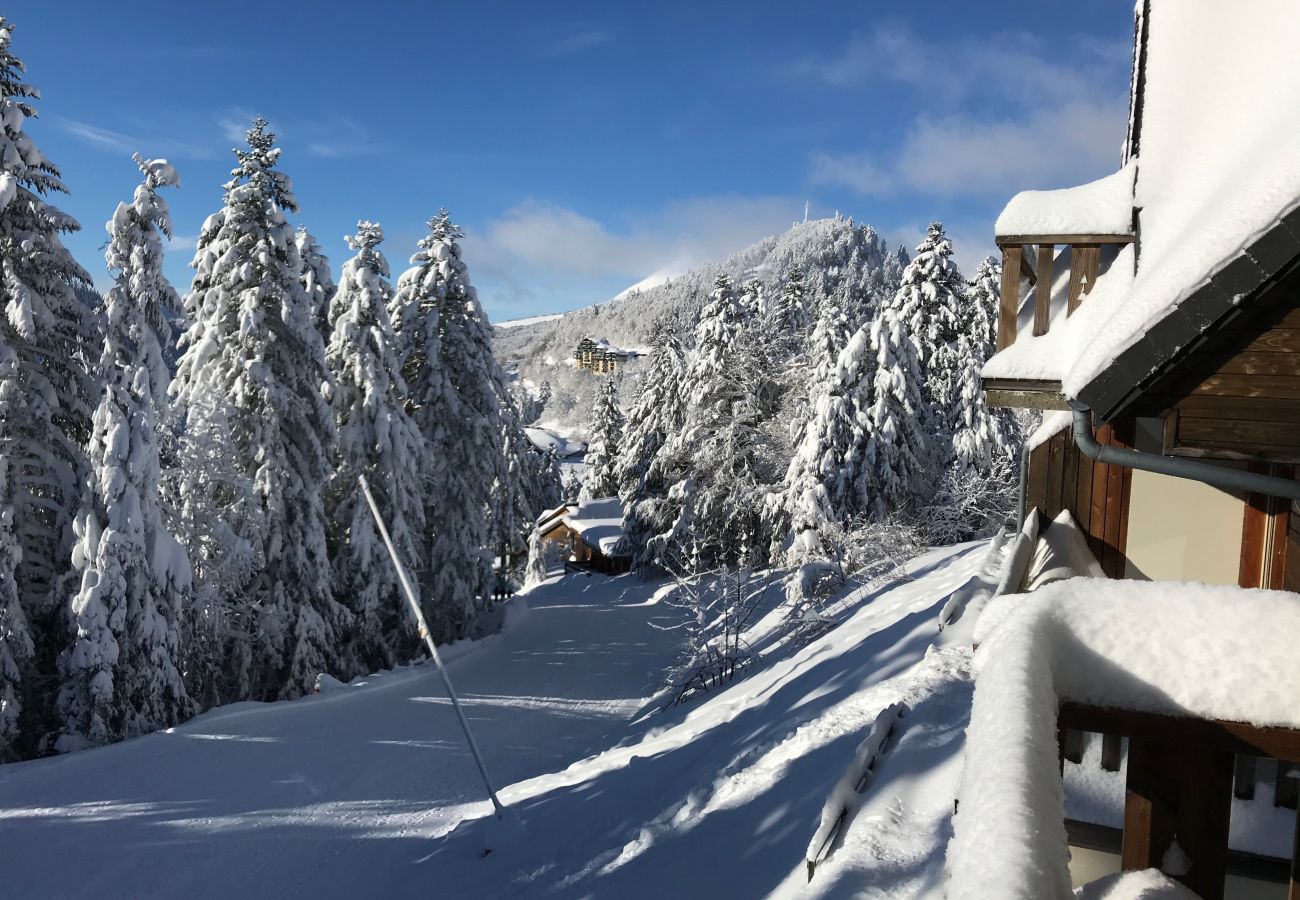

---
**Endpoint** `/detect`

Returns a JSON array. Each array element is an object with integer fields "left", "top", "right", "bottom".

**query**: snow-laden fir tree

[
  {"left": 657, "top": 275, "right": 776, "bottom": 563},
  {"left": 297, "top": 226, "right": 336, "bottom": 341},
  {"left": 895, "top": 223, "right": 964, "bottom": 454},
  {"left": 615, "top": 334, "right": 688, "bottom": 567},
  {"left": 0, "top": 449, "right": 29, "bottom": 760},
  {"left": 170, "top": 119, "right": 344, "bottom": 701},
  {"left": 0, "top": 19, "right": 100, "bottom": 752},
  {"left": 862, "top": 295, "right": 930, "bottom": 518},
  {"left": 776, "top": 324, "right": 877, "bottom": 565},
  {"left": 579, "top": 377, "right": 624, "bottom": 500},
  {"left": 949, "top": 256, "right": 1016, "bottom": 475},
  {"left": 771, "top": 263, "right": 811, "bottom": 334},
  {"left": 389, "top": 211, "right": 504, "bottom": 640},
  {"left": 57, "top": 156, "right": 193, "bottom": 751},
  {"left": 324, "top": 221, "right": 429, "bottom": 670}
]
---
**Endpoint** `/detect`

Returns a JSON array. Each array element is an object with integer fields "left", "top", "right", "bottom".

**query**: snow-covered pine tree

[
  {"left": 297, "top": 226, "right": 336, "bottom": 342},
  {"left": 660, "top": 275, "right": 776, "bottom": 563},
  {"left": 777, "top": 324, "right": 877, "bottom": 565},
  {"left": 389, "top": 211, "right": 504, "bottom": 640},
  {"left": 771, "top": 263, "right": 810, "bottom": 334},
  {"left": 0, "top": 449, "right": 29, "bottom": 760},
  {"left": 616, "top": 333, "right": 688, "bottom": 568},
  {"left": 0, "top": 19, "right": 100, "bottom": 753},
  {"left": 56, "top": 156, "right": 192, "bottom": 752},
  {"left": 894, "top": 223, "right": 964, "bottom": 457},
  {"left": 863, "top": 297, "right": 930, "bottom": 518},
  {"left": 949, "top": 256, "right": 1016, "bottom": 475},
  {"left": 324, "top": 221, "right": 429, "bottom": 670},
  {"left": 579, "top": 377, "right": 624, "bottom": 501},
  {"left": 170, "top": 119, "right": 344, "bottom": 701}
]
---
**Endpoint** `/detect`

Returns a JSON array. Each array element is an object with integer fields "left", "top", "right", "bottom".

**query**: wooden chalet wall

[
  {"left": 1026, "top": 419, "right": 1135, "bottom": 579},
  {"left": 1135, "top": 264, "right": 1300, "bottom": 463}
]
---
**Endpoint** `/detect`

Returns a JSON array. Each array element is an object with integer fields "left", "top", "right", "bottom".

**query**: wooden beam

[
  {"left": 1059, "top": 703, "right": 1300, "bottom": 762},
  {"left": 1122, "top": 736, "right": 1234, "bottom": 900},
  {"left": 996, "top": 232, "right": 1135, "bottom": 247},
  {"left": 1034, "top": 244, "right": 1054, "bottom": 336},
  {"left": 999, "top": 245, "right": 1022, "bottom": 350}
]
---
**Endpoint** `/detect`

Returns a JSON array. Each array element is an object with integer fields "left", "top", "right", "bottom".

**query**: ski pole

[{"left": 358, "top": 474, "right": 506, "bottom": 816}]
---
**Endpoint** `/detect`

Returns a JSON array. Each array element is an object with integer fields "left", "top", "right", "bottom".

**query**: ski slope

[{"left": 0, "top": 543, "right": 989, "bottom": 899}]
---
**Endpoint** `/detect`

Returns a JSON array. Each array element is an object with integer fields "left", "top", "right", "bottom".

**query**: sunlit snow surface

[{"left": 1, "top": 545, "right": 987, "bottom": 899}]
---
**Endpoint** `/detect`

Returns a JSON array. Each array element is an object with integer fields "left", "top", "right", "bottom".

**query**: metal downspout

[{"left": 1068, "top": 401, "right": 1300, "bottom": 501}]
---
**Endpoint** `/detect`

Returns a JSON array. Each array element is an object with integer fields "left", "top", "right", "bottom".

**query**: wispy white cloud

[
  {"left": 55, "top": 118, "right": 134, "bottom": 153},
  {"left": 802, "top": 24, "right": 1129, "bottom": 201},
  {"left": 467, "top": 195, "right": 802, "bottom": 307},
  {"left": 543, "top": 28, "right": 613, "bottom": 57},
  {"left": 52, "top": 116, "right": 224, "bottom": 161},
  {"left": 166, "top": 233, "right": 200, "bottom": 254},
  {"left": 811, "top": 100, "right": 1125, "bottom": 199}
]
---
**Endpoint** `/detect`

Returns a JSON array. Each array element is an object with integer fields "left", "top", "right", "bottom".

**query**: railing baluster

[
  {"left": 1034, "top": 243, "right": 1054, "bottom": 336},
  {"left": 998, "top": 245, "right": 1022, "bottom": 350}
]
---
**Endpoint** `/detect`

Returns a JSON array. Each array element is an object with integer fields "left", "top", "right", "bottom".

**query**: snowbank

[
  {"left": 995, "top": 163, "right": 1135, "bottom": 238},
  {"left": 949, "top": 579, "right": 1300, "bottom": 899}
]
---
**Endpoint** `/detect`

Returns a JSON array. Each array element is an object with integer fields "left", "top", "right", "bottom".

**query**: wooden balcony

[{"left": 994, "top": 233, "right": 1135, "bottom": 351}]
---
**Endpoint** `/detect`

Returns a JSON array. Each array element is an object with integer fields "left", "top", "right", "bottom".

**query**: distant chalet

[{"left": 575, "top": 337, "right": 640, "bottom": 375}]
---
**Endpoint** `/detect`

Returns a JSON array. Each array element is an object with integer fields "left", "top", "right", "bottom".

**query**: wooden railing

[{"left": 995, "top": 234, "right": 1135, "bottom": 351}]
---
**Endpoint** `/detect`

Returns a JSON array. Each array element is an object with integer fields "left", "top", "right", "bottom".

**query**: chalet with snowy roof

[
  {"left": 966, "top": 2, "right": 1300, "bottom": 897},
  {"left": 575, "top": 337, "right": 638, "bottom": 375},
  {"left": 536, "top": 499, "right": 631, "bottom": 574}
]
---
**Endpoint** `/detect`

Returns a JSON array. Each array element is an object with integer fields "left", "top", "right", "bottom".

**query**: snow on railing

[
  {"left": 994, "top": 234, "right": 1134, "bottom": 351},
  {"left": 804, "top": 702, "right": 906, "bottom": 880}
]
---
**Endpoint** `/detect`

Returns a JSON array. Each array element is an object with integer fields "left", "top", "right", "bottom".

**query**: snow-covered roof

[
  {"left": 950, "top": 579, "right": 1300, "bottom": 899},
  {"left": 524, "top": 427, "right": 586, "bottom": 458},
  {"left": 985, "top": 1, "right": 1300, "bottom": 407},
  {"left": 536, "top": 497, "right": 628, "bottom": 557},
  {"left": 994, "top": 162, "right": 1135, "bottom": 238},
  {"left": 563, "top": 498, "right": 627, "bottom": 556}
]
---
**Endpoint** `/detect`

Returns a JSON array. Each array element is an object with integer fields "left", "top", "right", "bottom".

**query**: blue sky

[{"left": 10, "top": 0, "right": 1133, "bottom": 321}]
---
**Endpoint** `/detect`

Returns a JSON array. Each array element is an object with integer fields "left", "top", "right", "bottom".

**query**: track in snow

[{"left": 0, "top": 573, "right": 689, "bottom": 900}]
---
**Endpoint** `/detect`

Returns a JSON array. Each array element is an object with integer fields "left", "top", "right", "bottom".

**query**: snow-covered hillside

[
  {"left": 1, "top": 543, "right": 991, "bottom": 899},
  {"left": 494, "top": 215, "right": 907, "bottom": 432}
]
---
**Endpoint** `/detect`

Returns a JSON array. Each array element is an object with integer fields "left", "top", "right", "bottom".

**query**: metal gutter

[{"left": 1069, "top": 401, "right": 1300, "bottom": 501}]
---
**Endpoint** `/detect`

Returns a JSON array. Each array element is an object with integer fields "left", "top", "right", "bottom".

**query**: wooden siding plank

[
  {"left": 1212, "top": 351, "right": 1300, "bottom": 377},
  {"left": 1178, "top": 417, "right": 1300, "bottom": 448},
  {"left": 1102, "top": 424, "right": 1129, "bottom": 579},
  {"left": 1218, "top": 327, "right": 1300, "bottom": 353},
  {"left": 1045, "top": 433, "right": 1064, "bottom": 520},
  {"left": 1061, "top": 435, "right": 1079, "bottom": 522},
  {"left": 1088, "top": 425, "right": 1113, "bottom": 564},
  {"left": 1027, "top": 440, "right": 1050, "bottom": 518},
  {"left": 1189, "top": 374, "right": 1300, "bottom": 399},
  {"left": 1075, "top": 448, "right": 1095, "bottom": 535},
  {"left": 1146, "top": 393, "right": 1300, "bottom": 419},
  {"left": 1034, "top": 244, "right": 1054, "bottom": 337},
  {"left": 995, "top": 233, "right": 1135, "bottom": 246}
]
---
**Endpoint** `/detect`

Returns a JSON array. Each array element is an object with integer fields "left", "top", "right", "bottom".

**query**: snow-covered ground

[
  {"left": 494, "top": 313, "right": 564, "bottom": 330},
  {"left": 1, "top": 543, "right": 989, "bottom": 899}
]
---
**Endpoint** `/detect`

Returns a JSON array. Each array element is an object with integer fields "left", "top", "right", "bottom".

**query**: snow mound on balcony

[
  {"left": 948, "top": 578, "right": 1300, "bottom": 900},
  {"left": 995, "top": 163, "right": 1135, "bottom": 238}
]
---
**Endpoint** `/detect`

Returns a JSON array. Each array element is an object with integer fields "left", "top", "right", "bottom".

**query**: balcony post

[
  {"left": 1034, "top": 243, "right": 1053, "bottom": 336},
  {"left": 998, "top": 245, "right": 1022, "bottom": 350}
]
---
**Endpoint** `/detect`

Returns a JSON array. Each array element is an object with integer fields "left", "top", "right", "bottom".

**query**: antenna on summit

[{"left": 803, "top": 201, "right": 810, "bottom": 223}]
